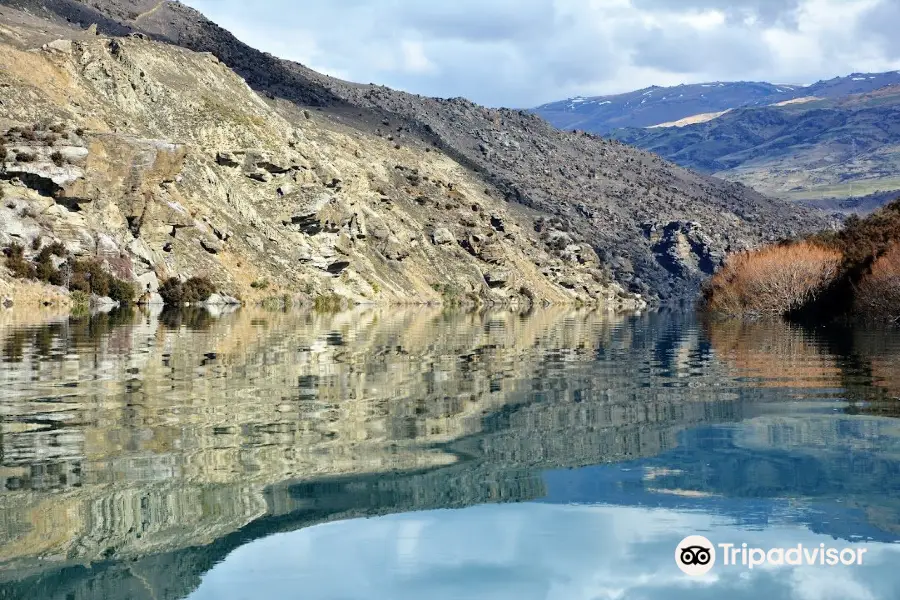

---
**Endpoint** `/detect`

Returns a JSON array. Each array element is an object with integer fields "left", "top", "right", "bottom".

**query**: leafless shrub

[{"left": 702, "top": 242, "right": 843, "bottom": 317}]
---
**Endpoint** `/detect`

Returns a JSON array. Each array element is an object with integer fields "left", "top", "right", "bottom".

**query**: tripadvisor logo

[
  {"left": 675, "top": 535, "right": 716, "bottom": 576},
  {"left": 675, "top": 535, "right": 869, "bottom": 576}
]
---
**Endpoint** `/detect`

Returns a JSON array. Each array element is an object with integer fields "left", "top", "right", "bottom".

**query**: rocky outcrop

[{"left": 0, "top": 21, "right": 642, "bottom": 309}]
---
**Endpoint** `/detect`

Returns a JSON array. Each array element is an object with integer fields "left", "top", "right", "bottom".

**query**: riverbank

[{"left": 701, "top": 198, "right": 900, "bottom": 322}]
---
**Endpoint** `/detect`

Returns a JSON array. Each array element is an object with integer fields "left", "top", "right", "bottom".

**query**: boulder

[
  {"left": 42, "top": 39, "right": 73, "bottom": 54},
  {"left": 432, "top": 227, "right": 455, "bottom": 245},
  {"left": 483, "top": 270, "right": 511, "bottom": 288},
  {"left": 200, "top": 238, "right": 223, "bottom": 254},
  {"left": 382, "top": 235, "right": 409, "bottom": 261},
  {"left": 89, "top": 295, "right": 119, "bottom": 311},
  {"left": 136, "top": 272, "right": 160, "bottom": 293},
  {"left": 203, "top": 293, "right": 229, "bottom": 306}
]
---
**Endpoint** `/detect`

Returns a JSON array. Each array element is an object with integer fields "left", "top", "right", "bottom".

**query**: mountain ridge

[
  {"left": 607, "top": 84, "right": 900, "bottom": 211},
  {"left": 533, "top": 72, "right": 900, "bottom": 134}
]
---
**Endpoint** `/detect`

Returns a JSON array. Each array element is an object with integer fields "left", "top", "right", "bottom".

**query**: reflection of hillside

[
  {"left": 0, "top": 308, "right": 752, "bottom": 592},
  {"left": 4, "top": 311, "right": 898, "bottom": 599},
  {"left": 0, "top": 308, "right": 676, "bottom": 572}
]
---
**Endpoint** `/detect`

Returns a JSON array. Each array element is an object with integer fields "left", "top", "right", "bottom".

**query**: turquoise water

[{"left": 0, "top": 307, "right": 898, "bottom": 599}]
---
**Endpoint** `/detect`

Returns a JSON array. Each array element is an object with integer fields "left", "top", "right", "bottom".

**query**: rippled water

[{"left": 0, "top": 307, "right": 899, "bottom": 599}]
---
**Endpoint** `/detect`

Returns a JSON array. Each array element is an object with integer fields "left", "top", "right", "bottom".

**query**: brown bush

[
  {"left": 702, "top": 242, "right": 842, "bottom": 317},
  {"left": 855, "top": 242, "right": 900, "bottom": 322},
  {"left": 3, "top": 243, "right": 33, "bottom": 279}
]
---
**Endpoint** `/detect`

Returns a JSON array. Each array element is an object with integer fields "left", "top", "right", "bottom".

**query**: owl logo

[{"left": 675, "top": 536, "right": 716, "bottom": 575}]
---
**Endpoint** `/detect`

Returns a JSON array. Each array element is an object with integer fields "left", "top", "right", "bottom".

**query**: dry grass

[
  {"left": 855, "top": 242, "right": 900, "bottom": 322},
  {"left": 702, "top": 242, "right": 842, "bottom": 317}
]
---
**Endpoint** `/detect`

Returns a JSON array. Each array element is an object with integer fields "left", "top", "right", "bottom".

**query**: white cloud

[{"left": 182, "top": 0, "right": 900, "bottom": 107}]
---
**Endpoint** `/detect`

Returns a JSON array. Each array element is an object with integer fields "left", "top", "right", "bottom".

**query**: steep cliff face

[
  {"left": 0, "top": 0, "right": 830, "bottom": 303},
  {"left": 0, "top": 12, "right": 641, "bottom": 308}
]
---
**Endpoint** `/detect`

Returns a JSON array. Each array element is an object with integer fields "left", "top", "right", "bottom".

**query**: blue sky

[{"left": 183, "top": 0, "right": 900, "bottom": 108}]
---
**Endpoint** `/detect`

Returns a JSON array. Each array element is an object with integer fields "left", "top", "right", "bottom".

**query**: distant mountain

[
  {"left": 533, "top": 72, "right": 900, "bottom": 134},
  {"left": 608, "top": 85, "right": 900, "bottom": 210}
]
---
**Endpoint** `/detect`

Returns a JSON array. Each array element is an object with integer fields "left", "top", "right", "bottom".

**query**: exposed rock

[
  {"left": 246, "top": 168, "right": 272, "bottom": 183},
  {"left": 381, "top": 235, "right": 409, "bottom": 261},
  {"left": 327, "top": 260, "right": 350, "bottom": 274},
  {"left": 136, "top": 271, "right": 160, "bottom": 293},
  {"left": 650, "top": 221, "right": 722, "bottom": 278},
  {"left": 42, "top": 39, "right": 73, "bottom": 54},
  {"left": 432, "top": 227, "right": 455, "bottom": 245},
  {"left": 0, "top": 11, "right": 649, "bottom": 310},
  {"left": 128, "top": 238, "right": 155, "bottom": 266},
  {"left": 277, "top": 183, "right": 296, "bottom": 197},
  {"left": 483, "top": 270, "right": 511, "bottom": 288},
  {"left": 216, "top": 151, "right": 241, "bottom": 167},
  {"left": 89, "top": 295, "right": 119, "bottom": 311},
  {"left": 200, "top": 238, "right": 222, "bottom": 254}
]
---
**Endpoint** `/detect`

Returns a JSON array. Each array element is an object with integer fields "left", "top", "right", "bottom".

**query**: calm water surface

[{"left": 0, "top": 306, "right": 899, "bottom": 599}]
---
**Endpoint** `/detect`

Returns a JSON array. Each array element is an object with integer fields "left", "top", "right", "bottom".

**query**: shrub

[
  {"left": 15, "top": 152, "right": 36, "bottom": 163},
  {"left": 183, "top": 277, "right": 215, "bottom": 302},
  {"left": 159, "top": 277, "right": 215, "bottom": 305},
  {"left": 50, "top": 151, "right": 65, "bottom": 167},
  {"left": 108, "top": 277, "right": 136, "bottom": 305},
  {"left": 158, "top": 278, "right": 184, "bottom": 304},
  {"left": 250, "top": 278, "right": 269, "bottom": 290},
  {"left": 855, "top": 242, "right": 900, "bottom": 322},
  {"left": 702, "top": 242, "right": 842, "bottom": 317},
  {"left": 3, "top": 243, "right": 33, "bottom": 279},
  {"left": 812, "top": 199, "right": 900, "bottom": 267},
  {"left": 70, "top": 290, "right": 89, "bottom": 316}
]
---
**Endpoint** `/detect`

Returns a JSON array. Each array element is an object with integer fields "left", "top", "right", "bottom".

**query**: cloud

[
  {"left": 858, "top": 0, "right": 900, "bottom": 60},
  {"left": 183, "top": 0, "right": 900, "bottom": 107}
]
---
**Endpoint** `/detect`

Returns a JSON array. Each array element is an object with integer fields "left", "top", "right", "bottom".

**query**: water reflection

[{"left": 0, "top": 308, "right": 898, "bottom": 599}]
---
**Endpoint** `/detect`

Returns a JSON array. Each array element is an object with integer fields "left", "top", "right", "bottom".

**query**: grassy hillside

[{"left": 610, "top": 86, "right": 900, "bottom": 212}]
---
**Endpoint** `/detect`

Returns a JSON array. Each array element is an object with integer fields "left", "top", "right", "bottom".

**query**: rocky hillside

[
  {"left": 0, "top": 7, "right": 650, "bottom": 309},
  {"left": 609, "top": 85, "right": 900, "bottom": 212},
  {"left": 0, "top": 0, "right": 828, "bottom": 303},
  {"left": 533, "top": 72, "right": 900, "bottom": 134}
]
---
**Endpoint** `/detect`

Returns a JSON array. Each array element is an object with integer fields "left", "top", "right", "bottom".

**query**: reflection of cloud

[{"left": 188, "top": 503, "right": 900, "bottom": 600}]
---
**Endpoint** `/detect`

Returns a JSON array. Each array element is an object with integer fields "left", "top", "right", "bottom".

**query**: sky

[{"left": 182, "top": 0, "right": 900, "bottom": 108}]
